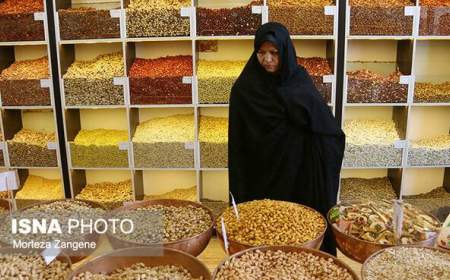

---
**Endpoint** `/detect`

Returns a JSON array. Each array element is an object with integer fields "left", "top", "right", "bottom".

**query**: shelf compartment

[
  {"left": 268, "top": 1, "right": 335, "bottom": 35},
  {"left": 419, "top": 1, "right": 450, "bottom": 36},
  {"left": 200, "top": 170, "right": 229, "bottom": 219},
  {"left": 15, "top": 170, "right": 64, "bottom": 201},
  {"left": 297, "top": 57, "right": 334, "bottom": 103},
  {"left": 199, "top": 112, "right": 228, "bottom": 168},
  {"left": 408, "top": 135, "right": 450, "bottom": 166},
  {"left": 137, "top": 170, "right": 197, "bottom": 201},
  {"left": 196, "top": 0, "right": 263, "bottom": 36},
  {"left": 414, "top": 81, "right": 450, "bottom": 103},
  {"left": 0, "top": 1, "right": 45, "bottom": 41}
]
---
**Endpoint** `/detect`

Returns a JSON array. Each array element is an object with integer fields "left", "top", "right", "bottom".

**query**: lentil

[
  {"left": 129, "top": 56, "right": 193, "bottom": 104},
  {"left": 144, "top": 186, "right": 197, "bottom": 201},
  {"left": 75, "top": 179, "right": 133, "bottom": 209},
  {"left": 218, "top": 199, "right": 326, "bottom": 246},
  {"left": 199, "top": 116, "right": 228, "bottom": 168},
  {"left": 70, "top": 129, "right": 129, "bottom": 168},
  {"left": 419, "top": 0, "right": 450, "bottom": 36},
  {"left": 363, "top": 247, "right": 450, "bottom": 280},
  {"left": 15, "top": 175, "right": 64, "bottom": 200},
  {"left": 63, "top": 53, "right": 124, "bottom": 106},
  {"left": 414, "top": 82, "right": 450, "bottom": 103},
  {"left": 133, "top": 114, "right": 194, "bottom": 168},
  {"left": 0, "top": 0, "right": 45, "bottom": 41},
  {"left": 297, "top": 57, "right": 333, "bottom": 103},
  {"left": 340, "top": 177, "right": 397, "bottom": 202},
  {"left": 0, "top": 57, "right": 50, "bottom": 106}
]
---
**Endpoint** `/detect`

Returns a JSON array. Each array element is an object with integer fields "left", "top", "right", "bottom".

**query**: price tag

[
  {"left": 229, "top": 192, "right": 239, "bottom": 220},
  {"left": 41, "top": 241, "right": 62, "bottom": 265},
  {"left": 0, "top": 142, "right": 4, "bottom": 150},
  {"left": 34, "top": 12, "right": 46, "bottom": 21},
  {"left": 404, "top": 6, "right": 418, "bottom": 17},
  {"left": 40, "top": 79, "right": 51, "bottom": 88},
  {"left": 0, "top": 171, "right": 20, "bottom": 192},
  {"left": 251, "top": 6, "right": 263, "bottom": 14},
  {"left": 180, "top": 7, "right": 193, "bottom": 17},
  {"left": 393, "top": 200, "right": 404, "bottom": 244},
  {"left": 110, "top": 9, "right": 121, "bottom": 18},
  {"left": 324, "top": 6, "right": 336, "bottom": 16},
  {"left": 184, "top": 142, "right": 195, "bottom": 150},
  {"left": 113, "top": 77, "right": 128, "bottom": 86},
  {"left": 182, "top": 76, "right": 192, "bottom": 84},
  {"left": 47, "top": 142, "right": 57, "bottom": 150},
  {"left": 399, "top": 75, "right": 412, "bottom": 85},
  {"left": 119, "top": 142, "right": 129, "bottom": 150},
  {"left": 394, "top": 140, "right": 407, "bottom": 149},
  {"left": 323, "top": 75, "right": 334, "bottom": 84},
  {"left": 221, "top": 217, "right": 229, "bottom": 255}
]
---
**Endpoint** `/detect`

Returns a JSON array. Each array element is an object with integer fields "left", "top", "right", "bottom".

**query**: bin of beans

[
  {"left": 199, "top": 115, "right": 228, "bottom": 168},
  {"left": 404, "top": 186, "right": 450, "bottom": 222},
  {"left": 129, "top": 56, "right": 193, "bottom": 105},
  {"left": 419, "top": 0, "right": 450, "bottom": 36},
  {"left": 213, "top": 246, "right": 358, "bottom": 280},
  {"left": 414, "top": 81, "right": 450, "bottom": 103},
  {"left": 70, "top": 129, "right": 129, "bottom": 168},
  {"left": 328, "top": 200, "right": 441, "bottom": 263},
  {"left": 133, "top": 114, "right": 195, "bottom": 168},
  {"left": 268, "top": 0, "right": 335, "bottom": 35},
  {"left": 63, "top": 52, "right": 125, "bottom": 106},
  {"left": 144, "top": 186, "right": 197, "bottom": 202},
  {"left": 340, "top": 177, "right": 397, "bottom": 202},
  {"left": 197, "top": 0, "right": 263, "bottom": 36},
  {"left": 69, "top": 247, "right": 211, "bottom": 280},
  {"left": 298, "top": 57, "right": 333, "bottom": 103},
  {"left": 197, "top": 60, "right": 246, "bottom": 104},
  {"left": 0, "top": 200, "right": 105, "bottom": 262},
  {"left": 0, "top": 248, "right": 72, "bottom": 279},
  {"left": 349, "top": 0, "right": 414, "bottom": 36},
  {"left": 0, "top": 57, "right": 50, "bottom": 106},
  {"left": 126, "top": 0, "right": 191, "bottom": 38},
  {"left": 362, "top": 246, "right": 450, "bottom": 280},
  {"left": 347, "top": 68, "right": 408, "bottom": 103},
  {"left": 75, "top": 179, "right": 133, "bottom": 209},
  {"left": 0, "top": 0, "right": 45, "bottom": 41},
  {"left": 343, "top": 120, "right": 403, "bottom": 168},
  {"left": 408, "top": 134, "right": 450, "bottom": 166},
  {"left": 217, "top": 199, "right": 327, "bottom": 254},
  {"left": 7, "top": 129, "right": 57, "bottom": 167},
  {"left": 58, "top": 7, "right": 120, "bottom": 40},
  {"left": 15, "top": 175, "right": 64, "bottom": 202},
  {"left": 106, "top": 199, "right": 214, "bottom": 256}
]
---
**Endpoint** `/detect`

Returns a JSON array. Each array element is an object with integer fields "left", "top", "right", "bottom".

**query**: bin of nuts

[
  {"left": 414, "top": 81, "right": 450, "bottom": 103},
  {"left": 129, "top": 56, "right": 193, "bottom": 105},
  {"left": 419, "top": 0, "right": 450, "bottom": 36},
  {"left": 362, "top": 246, "right": 450, "bottom": 280},
  {"left": 7, "top": 129, "right": 58, "bottom": 167},
  {"left": 197, "top": 0, "right": 263, "bottom": 36},
  {"left": 0, "top": 0, "right": 45, "bottom": 41},
  {"left": 201, "top": 199, "right": 228, "bottom": 220},
  {"left": 0, "top": 248, "right": 72, "bottom": 279},
  {"left": 63, "top": 52, "right": 124, "bottom": 106},
  {"left": 408, "top": 134, "right": 450, "bottom": 166},
  {"left": 69, "top": 247, "right": 211, "bottom": 280},
  {"left": 144, "top": 186, "right": 197, "bottom": 202},
  {"left": 213, "top": 246, "right": 358, "bottom": 280},
  {"left": 133, "top": 114, "right": 195, "bottom": 168},
  {"left": 0, "top": 57, "right": 50, "bottom": 106},
  {"left": 126, "top": 0, "right": 191, "bottom": 38},
  {"left": 328, "top": 200, "right": 441, "bottom": 263},
  {"left": 15, "top": 174, "right": 64, "bottom": 201},
  {"left": 197, "top": 60, "right": 246, "bottom": 104},
  {"left": 70, "top": 129, "right": 129, "bottom": 168},
  {"left": 268, "top": 0, "right": 335, "bottom": 35},
  {"left": 349, "top": 0, "right": 414, "bottom": 36},
  {"left": 343, "top": 120, "right": 403, "bottom": 168},
  {"left": 298, "top": 57, "right": 333, "bottom": 103},
  {"left": 106, "top": 199, "right": 214, "bottom": 256},
  {"left": 199, "top": 115, "right": 228, "bottom": 168},
  {"left": 347, "top": 68, "right": 408, "bottom": 103},
  {"left": 75, "top": 179, "right": 133, "bottom": 209},
  {"left": 340, "top": 177, "right": 398, "bottom": 202},
  {"left": 217, "top": 199, "right": 327, "bottom": 255},
  {"left": 58, "top": 7, "right": 120, "bottom": 40},
  {"left": 404, "top": 186, "right": 450, "bottom": 222}
]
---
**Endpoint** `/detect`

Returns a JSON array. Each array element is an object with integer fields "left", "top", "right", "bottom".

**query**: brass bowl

[
  {"left": 327, "top": 204, "right": 440, "bottom": 263},
  {"left": 106, "top": 199, "right": 215, "bottom": 256},
  {"left": 68, "top": 247, "right": 211, "bottom": 279},
  {"left": 361, "top": 245, "right": 449, "bottom": 279},
  {"left": 212, "top": 245, "right": 359, "bottom": 279},
  {"left": 216, "top": 202, "right": 327, "bottom": 255}
]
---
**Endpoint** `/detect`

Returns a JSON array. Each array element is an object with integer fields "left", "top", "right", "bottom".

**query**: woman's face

[{"left": 257, "top": 41, "right": 280, "bottom": 73}]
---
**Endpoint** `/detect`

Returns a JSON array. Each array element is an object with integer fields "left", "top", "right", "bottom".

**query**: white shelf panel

[
  {"left": 347, "top": 35, "right": 413, "bottom": 40},
  {"left": 65, "top": 105, "right": 126, "bottom": 110},
  {"left": 1, "top": 106, "right": 54, "bottom": 110},
  {"left": 70, "top": 167, "right": 131, "bottom": 171},
  {"left": 342, "top": 166, "right": 404, "bottom": 170},
  {"left": 195, "top": 35, "right": 254, "bottom": 40},
  {"left": 130, "top": 104, "right": 194, "bottom": 109},
  {"left": 60, "top": 38, "right": 123, "bottom": 45},
  {"left": 405, "top": 165, "right": 450, "bottom": 169},
  {"left": 126, "top": 37, "right": 192, "bottom": 42},
  {"left": 200, "top": 168, "right": 228, "bottom": 171},
  {"left": 411, "top": 103, "right": 450, "bottom": 107},
  {"left": 0, "top": 41, "right": 47, "bottom": 46},
  {"left": 134, "top": 168, "right": 197, "bottom": 171},
  {"left": 197, "top": 104, "right": 229, "bottom": 108},
  {"left": 416, "top": 36, "right": 450, "bottom": 40},
  {"left": 345, "top": 103, "right": 409, "bottom": 107},
  {"left": 291, "top": 35, "right": 335, "bottom": 40},
  {"left": 9, "top": 166, "right": 60, "bottom": 170}
]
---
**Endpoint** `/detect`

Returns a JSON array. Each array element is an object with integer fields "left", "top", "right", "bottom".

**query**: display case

[
  {"left": 199, "top": 108, "right": 228, "bottom": 168},
  {"left": 419, "top": 0, "right": 450, "bottom": 36}
]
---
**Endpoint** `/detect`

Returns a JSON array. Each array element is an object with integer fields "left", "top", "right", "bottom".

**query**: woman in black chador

[{"left": 228, "top": 22, "right": 345, "bottom": 255}]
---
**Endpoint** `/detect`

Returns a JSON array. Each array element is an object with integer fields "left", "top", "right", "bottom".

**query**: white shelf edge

[
  {"left": 126, "top": 37, "right": 192, "bottom": 42},
  {"left": 59, "top": 38, "right": 123, "bottom": 45},
  {"left": 347, "top": 35, "right": 413, "bottom": 40},
  {"left": 0, "top": 41, "right": 47, "bottom": 46},
  {"left": 64, "top": 105, "right": 126, "bottom": 110},
  {"left": 416, "top": 36, "right": 450, "bottom": 40},
  {"left": 70, "top": 167, "right": 131, "bottom": 170},
  {"left": 199, "top": 168, "right": 228, "bottom": 171},
  {"left": 342, "top": 166, "right": 403, "bottom": 170},
  {"left": 197, "top": 104, "right": 229, "bottom": 107},
  {"left": 195, "top": 35, "right": 254, "bottom": 40},
  {"left": 1, "top": 106, "right": 54, "bottom": 110},
  {"left": 345, "top": 103, "right": 409, "bottom": 107},
  {"left": 134, "top": 168, "right": 197, "bottom": 171},
  {"left": 291, "top": 35, "right": 335, "bottom": 40},
  {"left": 8, "top": 166, "right": 60, "bottom": 170},
  {"left": 129, "top": 104, "right": 195, "bottom": 108},
  {"left": 404, "top": 165, "right": 450, "bottom": 169},
  {"left": 410, "top": 103, "right": 450, "bottom": 107}
]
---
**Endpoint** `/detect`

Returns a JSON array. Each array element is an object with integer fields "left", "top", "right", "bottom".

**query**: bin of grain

[
  {"left": 419, "top": 0, "right": 450, "bottom": 36},
  {"left": 0, "top": 57, "right": 50, "bottom": 106},
  {"left": 107, "top": 199, "right": 214, "bottom": 256},
  {"left": 199, "top": 116, "right": 228, "bottom": 168},
  {"left": 133, "top": 114, "right": 194, "bottom": 168},
  {"left": 63, "top": 52, "right": 124, "bottom": 106},
  {"left": 414, "top": 81, "right": 450, "bottom": 103},
  {"left": 217, "top": 199, "right": 327, "bottom": 254},
  {"left": 70, "top": 129, "right": 129, "bottom": 168},
  {"left": 343, "top": 120, "right": 403, "bottom": 167},
  {"left": 197, "top": 60, "right": 246, "bottom": 104},
  {"left": 129, "top": 56, "right": 193, "bottom": 104},
  {"left": 197, "top": 0, "right": 262, "bottom": 36},
  {"left": 349, "top": 0, "right": 414, "bottom": 36},
  {"left": 408, "top": 135, "right": 450, "bottom": 166},
  {"left": 268, "top": 0, "right": 335, "bottom": 35},
  {"left": 58, "top": 7, "right": 120, "bottom": 40},
  {"left": 0, "top": 0, "right": 45, "bottom": 41},
  {"left": 75, "top": 179, "right": 133, "bottom": 209},
  {"left": 201, "top": 198, "right": 228, "bottom": 219},
  {"left": 7, "top": 129, "right": 57, "bottom": 167},
  {"left": 126, "top": 0, "right": 190, "bottom": 38},
  {"left": 144, "top": 186, "right": 197, "bottom": 202},
  {"left": 15, "top": 175, "right": 64, "bottom": 201},
  {"left": 340, "top": 177, "right": 397, "bottom": 202},
  {"left": 297, "top": 57, "right": 333, "bottom": 103},
  {"left": 404, "top": 186, "right": 450, "bottom": 222}
]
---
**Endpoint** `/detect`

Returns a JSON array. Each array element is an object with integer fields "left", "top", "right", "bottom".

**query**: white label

[
  {"left": 41, "top": 241, "right": 62, "bottom": 265},
  {"left": 40, "top": 79, "right": 51, "bottom": 88},
  {"left": 182, "top": 76, "right": 192, "bottom": 84},
  {"left": 229, "top": 192, "right": 239, "bottom": 220},
  {"left": 399, "top": 75, "right": 411, "bottom": 85},
  {"left": 113, "top": 77, "right": 128, "bottom": 86},
  {"left": 394, "top": 140, "right": 407, "bottom": 149},
  {"left": 252, "top": 6, "right": 263, "bottom": 14},
  {"left": 184, "top": 142, "right": 195, "bottom": 150},
  {"left": 221, "top": 217, "right": 229, "bottom": 255},
  {"left": 324, "top": 6, "right": 336, "bottom": 16},
  {"left": 393, "top": 200, "right": 404, "bottom": 243},
  {"left": 0, "top": 171, "right": 20, "bottom": 192},
  {"left": 180, "top": 7, "right": 192, "bottom": 17},
  {"left": 110, "top": 9, "right": 122, "bottom": 18},
  {"left": 119, "top": 142, "right": 129, "bottom": 150},
  {"left": 323, "top": 75, "right": 334, "bottom": 84},
  {"left": 404, "top": 6, "right": 418, "bottom": 17},
  {"left": 47, "top": 142, "right": 57, "bottom": 150},
  {"left": 34, "top": 12, "right": 46, "bottom": 21},
  {"left": 0, "top": 142, "right": 4, "bottom": 150}
]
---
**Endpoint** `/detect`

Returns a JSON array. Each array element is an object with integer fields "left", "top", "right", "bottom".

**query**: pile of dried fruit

[
  {"left": 8, "top": 129, "right": 57, "bottom": 167},
  {"left": 0, "top": 0, "right": 45, "bottom": 41},
  {"left": 75, "top": 179, "right": 133, "bottom": 209},
  {"left": 419, "top": 0, "right": 450, "bottom": 36}
]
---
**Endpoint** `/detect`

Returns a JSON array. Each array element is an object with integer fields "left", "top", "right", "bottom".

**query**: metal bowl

[
  {"left": 106, "top": 199, "right": 215, "bottom": 256},
  {"left": 327, "top": 203, "right": 440, "bottom": 263},
  {"left": 68, "top": 247, "right": 211, "bottom": 279},
  {"left": 212, "top": 245, "right": 359, "bottom": 279},
  {"left": 216, "top": 202, "right": 327, "bottom": 255},
  {"left": 361, "top": 245, "right": 449, "bottom": 279}
]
